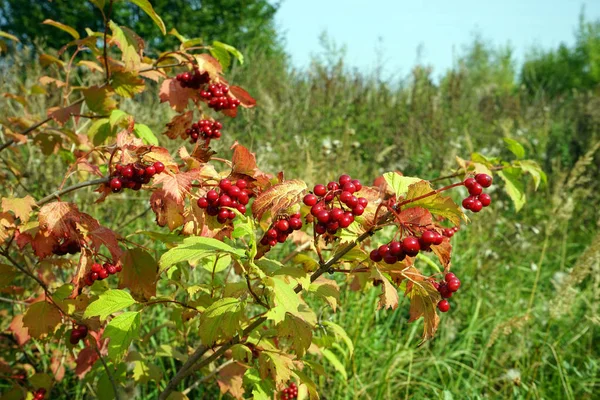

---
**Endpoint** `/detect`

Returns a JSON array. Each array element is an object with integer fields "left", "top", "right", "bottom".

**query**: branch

[
  {"left": 36, "top": 177, "right": 109, "bottom": 207},
  {"left": 94, "top": 346, "right": 121, "bottom": 400},
  {"left": 429, "top": 165, "right": 505, "bottom": 183}
]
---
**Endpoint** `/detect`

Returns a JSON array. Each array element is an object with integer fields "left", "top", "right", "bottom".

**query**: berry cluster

[
  {"left": 32, "top": 388, "right": 46, "bottom": 400},
  {"left": 442, "top": 226, "right": 460, "bottom": 238},
  {"left": 433, "top": 272, "right": 462, "bottom": 312},
  {"left": 260, "top": 214, "right": 303, "bottom": 248},
  {"left": 197, "top": 179, "right": 251, "bottom": 223},
  {"left": 69, "top": 324, "right": 88, "bottom": 345},
  {"left": 199, "top": 83, "right": 241, "bottom": 111},
  {"left": 52, "top": 238, "right": 81, "bottom": 256},
  {"left": 109, "top": 161, "right": 165, "bottom": 193},
  {"left": 369, "top": 230, "right": 443, "bottom": 264},
  {"left": 83, "top": 262, "right": 122, "bottom": 287},
  {"left": 176, "top": 68, "right": 209, "bottom": 89},
  {"left": 280, "top": 382, "right": 298, "bottom": 400},
  {"left": 186, "top": 120, "right": 222, "bottom": 143},
  {"left": 461, "top": 174, "right": 492, "bottom": 213},
  {"left": 303, "top": 175, "right": 367, "bottom": 235}
]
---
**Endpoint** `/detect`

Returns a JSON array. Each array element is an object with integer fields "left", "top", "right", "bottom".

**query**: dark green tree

[{"left": 0, "top": 0, "right": 281, "bottom": 55}]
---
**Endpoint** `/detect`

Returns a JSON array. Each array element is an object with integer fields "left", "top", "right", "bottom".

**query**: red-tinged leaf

[
  {"left": 406, "top": 280, "right": 441, "bottom": 343},
  {"left": 50, "top": 351, "right": 66, "bottom": 381},
  {"left": 77, "top": 60, "right": 104, "bottom": 73},
  {"left": 152, "top": 169, "right": 200, "bottom": 205},
  {"left": 159, "top": 78, "right": 199, "bottom": 112},
  {"left": 139, "top": 146, "right": 178, "bottom": 170},
  {"left": 431, "top": 237, "right": 452, "bottom": 268},
  {"left": 75, "top": 347, "right": 99, "bottom": 378},
  {"left": 22, "top": 301, "right": 62, "bottom": 338},
  {"left": 150, "top": 189, "right": 185, "bottom": 231},
  {"left": 371, "top": 267, "right": 399, "bottom": 310},
  {"left": 189, "top": 146, "right": 218, "bottom": 165},
  {"left": 182, "top": 197, "right": 233, "bottom": 238},
  {"left": 251, "top": 179, "right": 307, "bottom": 222},
  {"left": 231, "top": 141, "right": 257, "bottom": 176},
  {"left": 196, "top": 53, "right": 223, "bottom": 80},
  {"left": 47, "top": 102, "right": 82, "bottom": 126},
  {"left": 162, "top": 111, "right": 193, "bottom": 140},
  {"left": 229, "top": 85, "right": 256, "bottom": 108},
  {"left": 70, "top": 249, "right": 93, "bottom": 295},
  {"left": 116, "top": 130, "right": 144, "bottom": 152},
  {"left": 79, "top": 214, "right": 122, "bottom": 261},
  {"left": 0, "top": 212, "right": 15, "bottom": 242},
  {"left": 82, "top": 85, "right": 117, "bottom": 114},
  {"left": 38, "top": 202, "right": 81, "bottom": 238},
  {"left": 217, "top": 362, "right": 248, "bottom": 399},
  {"left": 119, "top": 249, "right": 157, "bottom": 301},
  {"left": 2, "top": 195, "right": 36, "bottom": 223},
  {"left": 138, "top": 63, "right": 166, "bottom": 81},
  {"left": 9, "top": 314, "right": 30, "bottom": 345},
  {"left": 396, "top": 207, "right": 433, "bottom": 227},
  {"left": 404, "top": 180, "right": 466, "bottom": 226}
]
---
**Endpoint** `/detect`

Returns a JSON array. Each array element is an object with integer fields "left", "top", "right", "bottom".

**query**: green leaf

[
  {"left": 42, "top": 19, "right": 80, "bottom": 39},
  {"left": 87, "top": 118, "right": 112, "bottom": 146},
  {"left": 0, "top": 31, "right": 20, "bottom": 42},
  {"left": 321, "top": 349, "right": 347, "bottom": 380},
  {"left": 82, "top": 85, "right": 117, "bottom": 114},
  {"left": 265, "top": 276, "right": 300, "bottom": 324},
  {"left": 258, "top": 351, "right": 294, "bottom": 384},
  {"left": 504, "top": 137, "right": 526, "bottom": 159},
  {"left": 404, "top": 180, "right": 466, "bottom": 225},
  {"left": 53, "top": 284, "right": 74, "bottom": 301},
  {"left": 199, "top": 297, "right": 244, "bottom": 345},
  {"left": 210, "top": 46, "right": 231, "bottom": 70},
  {"left": 111, "top": 70, "right": 145, "bottom": 98},
  {"left": 126, "top": 0, "right": 167, "bottom": 35},
  {"left": 159, "top": 236, "right": 245, "bottom": 273},
  {"left": 277, "top": 314, "right": 312, "bottom": 357},
  {"left": 518, "top": 160, "right": 547, "bottom": 190},
  {"left": 245, "top": 368, "right": 275, "bottom": 400},
  {"left": 90, "top": 0, "right": 106, "bottom": 10},
  {"left": 132, "top": 359, "right": 162, "bottom": 383},
  {"left": 109, "top": 21, "right": 142, "bottom": 70},
  {"left": 383, "top": 172, "right": 422, "bottom": 196},
  {"left": 199, "top": 254, "right": 231, "bottom": 273},
  {"left": 84, "top": 289, "right": 137, "bottom": 321},
  {"left": 498, "top": 168, "right": 526, "bottom": 211},
  {"left": 322, "top": 321, "right": 354, "bottom": 356},
  {"left": 168, "top": 28, "right": 187, "bottom": 43},
  {"left": 213, "top": 41, "right": 244, "bottom": 64},
  {"left": 103, "top": 311, "right": 141, "bottom": 362},
  {"left": 109, "top": 110, "right": 128, "bottom": 130},
  {"left": 133, "top": 123, "right": 158, "bottom": 145}
]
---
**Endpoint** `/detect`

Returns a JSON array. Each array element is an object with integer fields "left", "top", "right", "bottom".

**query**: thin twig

[
  {"left": 94, "top": 346, "right": 121, "bottom": 400},
  {"left": 429, "top": 165, "right": 504, "bottom": 183},
  {"left": 0, "top": 296, "right": 29, "bottom": 305},
  {"left": 0, "top": 117, "right": 52, "bottom": 152},
  {"left": 181, "top": 360, "right": 234, "bottom": 395},
  {"left": 245, "top": 274, "right": 269, "bottom": 308},
  {"left": 36, "top": 177, "right": 109, "bottom": 207}
]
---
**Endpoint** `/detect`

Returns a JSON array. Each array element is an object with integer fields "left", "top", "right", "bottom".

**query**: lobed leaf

[
  {"left": 159, "top": 236, "right": 245, "bottom": 272},
  {"left": 251, "top": 179, "right": 307, "bottom": 222},
  {"left": 84, "top": 289, "right": 137, "bottom": 320},
  {"left": 199, "top": 297, "right": 244, "bottom": 345},
  {"left": 103, "top": 311, "right": 141, "bottom": 361}
]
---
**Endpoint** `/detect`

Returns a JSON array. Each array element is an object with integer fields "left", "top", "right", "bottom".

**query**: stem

[
  {"left": 395, "top": 182, "right": 464, "bottom": 208},
  {"left": 94, "top": 346, "right": 121, "bottom": 400},
  {"left": 245, "top": 274, "right": 269, "bottom": 308},
  {"left": 36, "top": 177, "right": 109, "bottom": 207},
  {"left": 429, "top": 165, "right": 504, "bottom": 183},
  {"left": 143, "top": 299, "right": 197, "bottom": 311},
  {"left": 102, "top": 1, "right": 113, "bottom": 85}
]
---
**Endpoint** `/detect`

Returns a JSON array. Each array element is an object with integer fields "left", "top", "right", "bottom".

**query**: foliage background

[{"left": 0, "top": 1, "right": 599, "bottom": 399}]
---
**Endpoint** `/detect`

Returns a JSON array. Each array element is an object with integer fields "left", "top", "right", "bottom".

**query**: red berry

[
  {"left": 475, "top": 173, "right": 492, "bottom": 188},
  {"left": 90, "top": 272, "right": 99, "bottom": 281},
  {"left": 218, "top": 195, "right": 233, "bottom": 207},
  {"left": 340, "top": 191, "right": 352, "bottom": 204},
  {"left": 326, "top": 221, "right": 339, "bottom": 233},
  {"left": 313, "top": 184, "right": 327, "bottom": 197},
  {"left": 383, "top": 254, "right": 397, "bottom": 264},
  {"left": 267, "top": 229, "right": 278, "bottom": 239},
  {"left": 91, "top": 263, "right": 103, "bottom": 273},
  {"left": 402, "top": 237, "right": 420, "bottom": 257},
  {"left": 153, "top": 161, "right": 165, "bottom": 173},
  {"left": 447, "top": 278, "right": 461, "bottom": 292},
  {"left": 468, "top": 182, "right": 483, "bottom": 196},
  {"left": 207, "top": 190, "right": 219, "bottom": 203},
  {"left": 421, "top": 231, "right": 437, "bottom": 246},
  {"left": 342, "top": 182, "right": 356, "bottom": 193},
  {"left": 236, "top": 204, "right": 247, "bottom": 214},
  {"left": 352, "top": 205, "right": 365, "bottom": 216},
  {"left": 145, "top": 165, "right": 156, "bottom": 176},
  {"left": 109, "top": 178, "right": 122, "bottom": 192},
  {"left": 219, "top": 179, "right": 232, "bottom": 191},
  {"left": 331, "top": 208, "right": 344, "bottom": 221},
  {"left": 327, "top": 181, "right": 340, "bottom": 191},
  {"left": 197, "top": 197, "right": 209, "bottom": 208},
  {"left": 438, "top": 300, "right": 450, "bottom": 312},
  {"left": 389, "top": 241, "right": 403, "bottom": 256},
  {"left": 237, "top": 192, "right": 249, "bottom": 205},
  {"left": 378, "top": 245, "right": 390, "bottom": 257},
  {"left": 276, "top": 220, "right": 290, "bottom": 232},
  {"left": 478, "top": 193, "right": 491, "bottom": 207},
  {"left": 339, "top": 215, "right": 352, "bottom": 228},
  {"left": 316, "top": 210, "right": 330, "bottom": 224},
  {"left": 464, "top": 178, "right": 477, "bottom": 190},
  {"left": 315, "top": 224, "right": 327, "bottom": 235},
  {"left": 470, "top": 200, "right": 483, "bottom": 212},
  {"left": 77, "top": 325, "right": 88, "bottom": 335},
  {"left": 106, "top": 265, "right": 117, "bottom": 275},
  {"left": 439, "top": 285, "right": 453, "bottom": 298},
  {"left": 370, "top": 249, "right": 382, "bottom": 262},
  {"left": 236, "top": 179, "right": 247, "bottom": 189},
  {"left": 70, "top": 335, "right": 80, "bottom": 345},
  {"left": 445, "top": 272, "right": 456, "bottom": 281},
  {"left": 338, "top": 174, "right": 352, "bottom": 185},
  {"left": 311, "top": 203, "right": 324, "bottom": 216},
  {"left": 303, "top": 194, "right": 318, "bottom": 206},
  {"left": 122, "top": 166, "right": 134, "bottom": 178},
  {"left": 432, "top": 232, "right": 444, "bottom": 245},
  {"left": 462, "top": 196, "right": 475, "bottom": 210},
  {"left": 268, "top": 239, "right": 278, "bottom": 247},
  {"left": 352, "top": 179, "right": 362, "bottom": 191},
  {"left": 228, "top": 186, "right": 242, "bottom": 198},
  {"left": 358, "top": 197, "right": 368, "bottom": 207},
  {"left": 98, "top": 269, "right": 109, "bottom": 280},
  {"left": 346, "top": 195, "right": 358, "bottom": 208},
  {"left": 289, "top": 217, "right": 303, "bottom": 230}
]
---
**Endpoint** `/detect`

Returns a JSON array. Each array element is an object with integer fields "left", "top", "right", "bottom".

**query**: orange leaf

[
  {"left": 217, "top": 362, "right": 248, "bottom": 399},
  {"left": 406, "top": 280, "right": 441, "bottom": 343},
  {"left": 2, "top": 195, "right": 36, "bottom": 223},
  {"left": 396, "top": 207, "right": 433, "bottom": 227},
  {"left": 251, "top": 179, "right": 307, "bottom": 222},
  {"left": 229, "top": 85, "right": 256, "bottom": 108},
  {"left": 47, "top": 102, "right": 82, "bottom": 126},
  {"left": 152, "top": 169, "right": 200, "bottom": 205},
  {"left": 9, "top": 314, "right": 30, "bottom": 346},
  {"left": 431, "top": 237, "right": 452, "bottom": 269},
  {"left": 75, "top": 347, "right": 99, "bottom": 379},
  {"left": 38, "top": 202, "right": 81, "bottom": 238},
  {"left": 162, "top": 111, "right": 193, "bottom": 140},
  {"left": 150, "top": 189, "right": 185, "bottom": 231},
  {"left": 159, "top": 78, "right": 199, "bottom": 112},
  {"left": 371, "top": 267, "right": 399, "bottom": 310}
]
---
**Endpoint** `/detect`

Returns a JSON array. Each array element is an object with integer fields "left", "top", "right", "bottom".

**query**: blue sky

[{"left": 275, "top": 0, "right": 600, "bottom": 78}]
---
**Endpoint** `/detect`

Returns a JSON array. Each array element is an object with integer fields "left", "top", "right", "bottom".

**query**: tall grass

[{"left": 0, "top": 38, "right": 599, "bottom": 399}]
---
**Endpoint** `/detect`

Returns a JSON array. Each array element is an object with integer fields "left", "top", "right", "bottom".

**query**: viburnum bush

[{"left": 0, "top": 2, "right": 546, "bottom": 399}]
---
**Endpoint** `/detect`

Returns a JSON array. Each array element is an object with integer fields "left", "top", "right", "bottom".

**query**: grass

[{"left": 0, "top": 39, "right": 599, "bottom": 399}]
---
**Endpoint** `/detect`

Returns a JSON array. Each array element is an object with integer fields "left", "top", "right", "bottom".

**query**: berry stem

[
  {"left": 429, "top": 165, "right": 505, "bottom": 183},
  {"left": 396, "top": 181, "right": 465, "bottom": 209}
]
